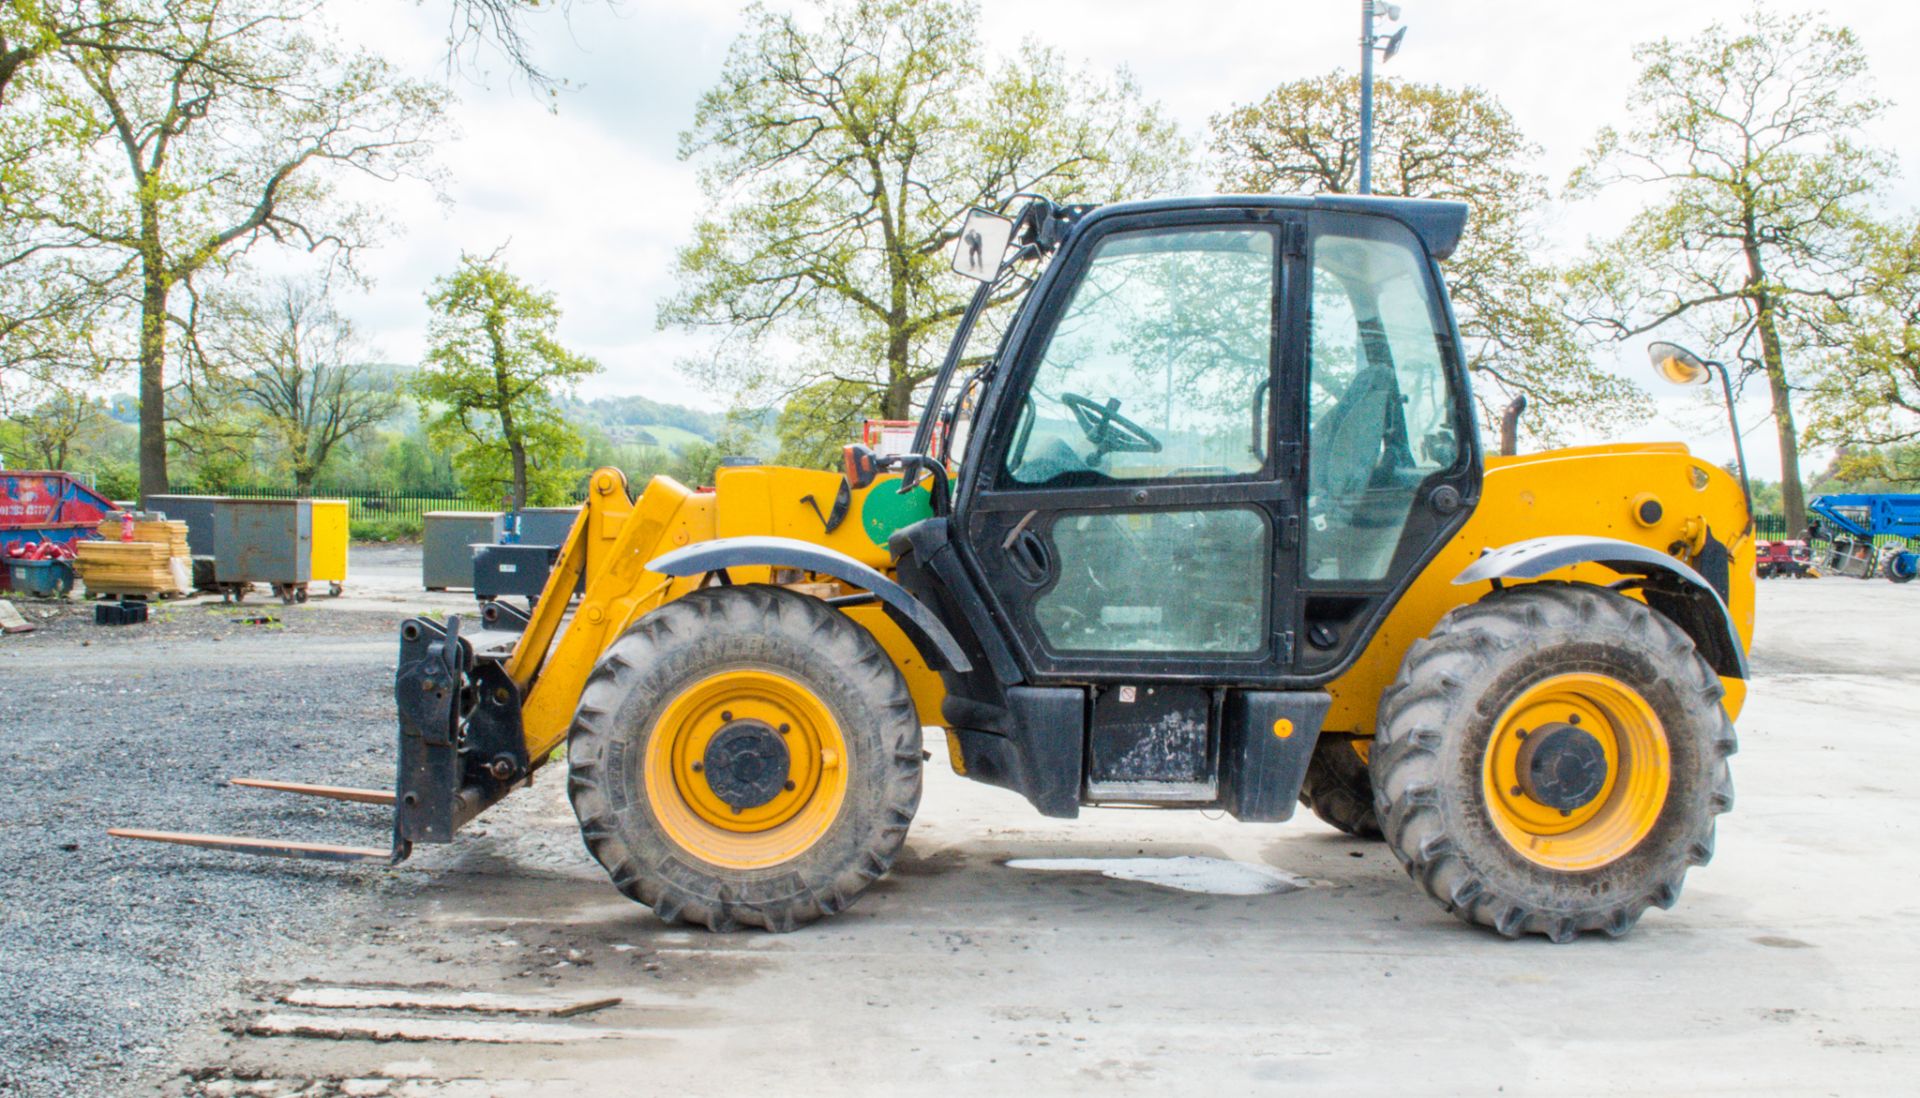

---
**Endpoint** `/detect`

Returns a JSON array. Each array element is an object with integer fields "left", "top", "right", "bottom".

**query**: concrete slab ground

[{"left": 69, "top": 563, "right": 1920, "bottom": 1094}]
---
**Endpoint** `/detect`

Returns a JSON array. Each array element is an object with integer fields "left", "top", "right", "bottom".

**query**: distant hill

[
  {"left": 103, "top": 374, "right": 757, "bottom": 457},
  {"left": 563, "top": 394, "right": 729, "bottom": 442}
]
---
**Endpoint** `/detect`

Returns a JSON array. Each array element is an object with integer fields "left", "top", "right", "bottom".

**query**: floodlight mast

[{"left": 1358, "top": 1, "right": 1406, "bottom": 195}]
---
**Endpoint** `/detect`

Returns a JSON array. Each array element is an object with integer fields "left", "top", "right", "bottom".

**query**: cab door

[
  {"left": 955, "top": 211, "right": 1301, "bottom": 686},
  {"left": 1292, "top": 209, "right": 1480, "bottom": 676}
]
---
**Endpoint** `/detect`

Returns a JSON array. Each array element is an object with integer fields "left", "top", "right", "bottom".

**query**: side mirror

[
  {"left": 843, "top": 443, "right": 882, "bottom": 489},
  {"left": 951, "top": 208, "right": 1015, "bottom": 282}
]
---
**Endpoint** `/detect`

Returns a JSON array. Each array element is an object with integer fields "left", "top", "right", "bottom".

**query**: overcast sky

[{"left": 319, "top": 0, "right": 1919, "bottom": 478}]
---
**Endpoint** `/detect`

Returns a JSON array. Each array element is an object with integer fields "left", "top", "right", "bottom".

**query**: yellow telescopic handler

[{"left": 113, "top": 195, "right": 1751, "bottom": 942}]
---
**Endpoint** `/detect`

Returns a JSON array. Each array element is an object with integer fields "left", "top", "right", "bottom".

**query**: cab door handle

[{"left": 1008, "top": 527, "right": 1052, "bottom": 584}]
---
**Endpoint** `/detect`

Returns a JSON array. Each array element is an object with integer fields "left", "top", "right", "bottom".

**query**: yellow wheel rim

[
  {"left": 1481, "top": 672, "right": 1670, "bottom": 872},
  {"left": 643, "top": 669, "right": 849, "bottom": 870}
]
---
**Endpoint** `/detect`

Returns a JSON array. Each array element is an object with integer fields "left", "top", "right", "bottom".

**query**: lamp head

[{"left": 1648, "top": 340, "right": 1712, "bottom": 386}]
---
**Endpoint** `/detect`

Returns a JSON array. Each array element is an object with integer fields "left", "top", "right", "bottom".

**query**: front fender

[
  {"left": 1455, "top": 535, "right": 1748, "bottom": 679},
  {"left": 647, "top": 535, "right": 973, "bottom": 674}
]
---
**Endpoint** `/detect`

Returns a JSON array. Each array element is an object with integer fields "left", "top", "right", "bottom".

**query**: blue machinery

[{"left": 1807, "top": 494, "right": 1920, "bottom": 582}]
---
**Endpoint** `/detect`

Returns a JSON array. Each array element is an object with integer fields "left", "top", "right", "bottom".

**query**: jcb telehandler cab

[{"left": 114, "top": 195, "right": 1751, "bottom": 942}]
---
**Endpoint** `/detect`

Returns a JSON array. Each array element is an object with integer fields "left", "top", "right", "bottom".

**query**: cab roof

[{"left": 1069, "top": 194, "right": 1471, "bottom": 261}]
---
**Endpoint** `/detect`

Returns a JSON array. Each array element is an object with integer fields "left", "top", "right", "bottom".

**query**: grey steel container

[
  {"left": 142, "top": 494, "right": 224, "bottom": 556},
  {"left": 516, "top": 506, "right": 581, "bottom": 548},
  {"left": 423, "top": 511, "right": 504, "bottom": 590},
  {"left": 473, "top": 543, "right": 559, "bottom": 602},
  {"left": 212, "top": 498, "right": 312, "bottom": 585}
]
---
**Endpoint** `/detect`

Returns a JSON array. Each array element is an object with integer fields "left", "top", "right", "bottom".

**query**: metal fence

[
  {"left": 1754, "top": 513, "right": 1915, "bottom": 552},
  {"left": 168, "top": 484, "right": 496, "bottom": 528}
]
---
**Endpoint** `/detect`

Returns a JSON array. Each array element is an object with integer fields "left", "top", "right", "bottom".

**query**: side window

[
  {"left": 1305, "top": 222, "right": 1460, "bottom": 582},
  {"left": 1004, "top": 227, "right": 1276, "bottom": 485},
  {"left": 1035, "top": 508, "right": 1270, "bottom": 653}
]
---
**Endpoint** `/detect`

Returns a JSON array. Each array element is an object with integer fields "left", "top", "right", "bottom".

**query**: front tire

[
  {"left": 567, "top": 585, "right": 922, "bottom": 931},
  {"left": 1371, "top": 582, "right": 1736, "bottom": 942}
]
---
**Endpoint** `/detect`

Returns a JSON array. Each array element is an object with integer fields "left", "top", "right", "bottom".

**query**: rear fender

[
  {"left": 1455, "top": 535, "right": 1748, "bottom": 679},
  {"left": 647, "top": 535, "right": 973, "bottom": 674}
]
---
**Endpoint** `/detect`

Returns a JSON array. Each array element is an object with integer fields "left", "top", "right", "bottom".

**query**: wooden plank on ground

[
  {"left": 280, "top": 986, "right": 622, "bottom": 1017},
  {"left": 244, "top": 1011, "right": 652, "bottom": 1044},
  {"left": 0, "top": 600, "right": 33, "bottom": 634}
]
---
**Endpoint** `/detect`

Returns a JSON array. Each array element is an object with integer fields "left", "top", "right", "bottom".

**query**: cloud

[{"left": 298, "top": 0, "right": 1917, "bottom": 476}]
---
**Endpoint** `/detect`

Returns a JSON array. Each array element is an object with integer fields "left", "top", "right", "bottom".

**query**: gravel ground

[{"left": 0, "top": 596, "right": 415, "bottom": 1097}]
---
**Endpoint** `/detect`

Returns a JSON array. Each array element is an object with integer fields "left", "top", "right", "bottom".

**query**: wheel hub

[
  {"left": 701, "top": 720, "right": 791, "bottom": 813},
  {"left": 1519, "top": 724, "right": 1609, "bottom": 811},
  {"left": 1481, "top": 672, "right": 1672, "bottom": 872}
]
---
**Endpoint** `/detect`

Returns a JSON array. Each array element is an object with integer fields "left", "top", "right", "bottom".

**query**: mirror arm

[
  {"left": 1706, "top": 360, "right": 1755, "bottom": 526},
  {"left": 909, "top": 276, "right": 996, "bottom": 458}
]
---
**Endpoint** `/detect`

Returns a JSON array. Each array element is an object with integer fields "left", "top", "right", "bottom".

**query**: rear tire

[
  {"left": 1298, "top": 735, "right": 1382, "bottom": 839},
  {"left": 567, "top": 585, "right": 921, "bottom": 932},
  {"left": 1371, "top": 582, "right": 1736, "bottom": 942}
]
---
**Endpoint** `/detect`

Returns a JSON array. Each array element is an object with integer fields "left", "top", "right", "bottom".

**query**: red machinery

[
  {"left": 1756, "top": 539, "right": 1815, "bottom": 579},
  {"left": 0, "top": 470, "right": 117, "bottom": 592}
]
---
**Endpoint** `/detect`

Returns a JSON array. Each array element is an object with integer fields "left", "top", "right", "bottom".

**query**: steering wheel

[{"left": 1060, "top": 392, "right": 1162, "bottom": 459}]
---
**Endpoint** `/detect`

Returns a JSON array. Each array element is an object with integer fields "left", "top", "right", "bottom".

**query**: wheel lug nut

[
  {"left": 784, "top": 780, "right": 796, "bottom": 791},
  {"left": 691, "top": 762, "right": 704, "bottom": 773},
  {"left": 1510, "top": 785, "right": 1524, "bottom": 797},
  {"left": 1515, "top": 728, "right": 1528, "bottom": 740},
  {"left": 778, "top": 723, "right": 790, "bottom": 734},
  {"left": 1568, "top": 714, "right": 1581, "bottom": 725},
  {"left": 721, "top": 710, "right": 733, "bottom": 722}
]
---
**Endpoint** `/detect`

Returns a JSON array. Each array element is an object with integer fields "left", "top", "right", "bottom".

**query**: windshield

[{"left": 1004, "top": 227, "right": 1276, "bottom": 485}]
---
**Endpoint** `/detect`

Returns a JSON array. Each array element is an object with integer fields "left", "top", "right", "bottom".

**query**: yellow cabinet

[{"left": 310, "top": 499, "right": 349, "bottom": 587}]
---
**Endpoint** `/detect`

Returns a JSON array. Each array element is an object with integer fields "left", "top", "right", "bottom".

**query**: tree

[
  {"left": 5, "top": 0, "right": 447, "bottom": 496},
  {"left": 1566, "top": 9, "right": 1887, "bottom": 536},
  {"left": 178, "top": 280, "right": 401, "bottom": 492},
  {"left": 4, "top": 2, "right": 575, "bottom": 104},
  {"left": 1, "top": 4, "right": 173, "bottom": 106},
  {"left": 1804, "top": 217, "right": 1920, "bottom": 479},
  {"left": 664, "top": 0, "right": 1184, "bottom": 449},
  {"left": 776, "top": 379, "right": 876, "bottom": 469},
  {"left": 415, "top": 252, "right": 600, "bottom": 510},
  {"left": 1210, "top": 73, "right": 1646, "bottom": 446},
  {"left": 3, "top": 383, "right": 108, "bottom": 468}
]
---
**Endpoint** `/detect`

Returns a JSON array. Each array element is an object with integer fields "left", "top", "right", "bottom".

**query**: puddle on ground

[{"left": 1004, "top": 855, "right": 1323, "bottom": 896}]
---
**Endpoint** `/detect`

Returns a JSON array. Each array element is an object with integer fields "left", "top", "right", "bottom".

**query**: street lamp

[
  {"left": 1359, "top": 1, "right": 1407, "bottom": 195},
  {"left": 1647, "top": 340, "right": 1753, "bottom": 516}
]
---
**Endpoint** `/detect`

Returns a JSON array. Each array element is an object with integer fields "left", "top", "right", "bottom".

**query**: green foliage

[
  {"left": 1566, "top": 8, "right": 1890, "bottom": 533},
  {"left": 667, "top": 441, "right": 724, "bottom": 488},
  {"left": 777, "top": 379, "right": 878, "bottom": 469},
  {"left": 415, "top": 251, "right": 600, "bottom": 510},
  {"left": 376, "top": 432, "right": 456, "bottom": 493},
  {"left": 665, "top": 0, "right": 1186, "bottom": 442},
  {"left": 350, "top": 515, "right": 420, "bottom": 542},
  {"left": 1806, "top": 218, "right": 1920, "bottom": 461},
  {"left": 1815, "top": 446, "right": 1920, "bottom": 490},
  {"left": 90, "top": 458, "right": 139, "bottom": 500},
  {"left": 1209, "top": 73, "right": 1646, "bottom": 447}
]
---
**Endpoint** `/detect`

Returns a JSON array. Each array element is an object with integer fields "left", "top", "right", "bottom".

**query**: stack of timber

[
  {"left": 96, "top": 517, "right": 191, "bottom": 557},
  {"left": 76, "top": 518, "right": 192, "bottom": 598}
]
